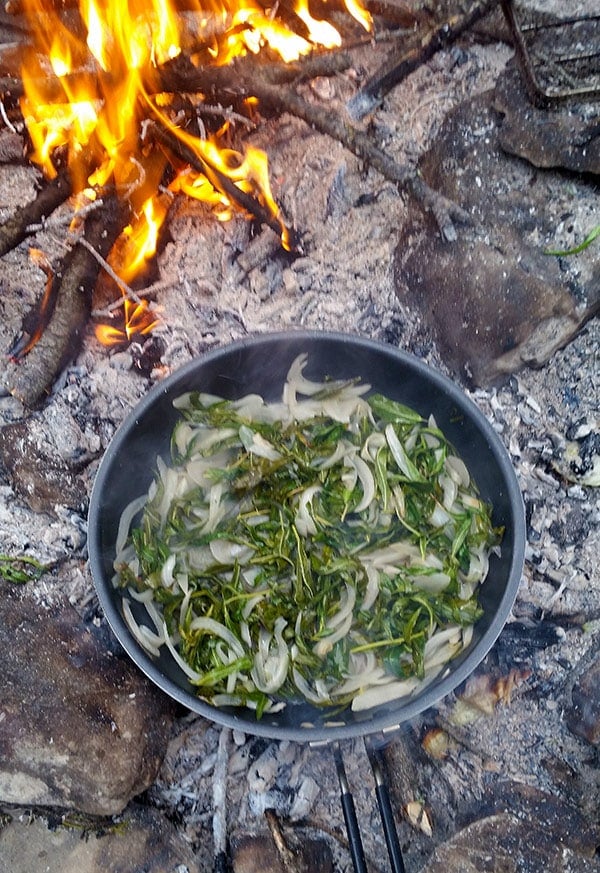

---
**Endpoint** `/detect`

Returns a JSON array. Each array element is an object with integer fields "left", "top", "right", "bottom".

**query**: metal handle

[
  {"left": 365, "top": 736, "right": 406, "bottom": 873},
  {"left": 333, "top": 743, "right": 369, "bottom": 873}
]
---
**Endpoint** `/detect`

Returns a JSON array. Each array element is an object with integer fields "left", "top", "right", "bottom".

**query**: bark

[
  {"left": 0, "top": 169, "right": 72, "bottom": 257},
  {"left": 1, "top": 195, "right": 129, "bottom": 406}
]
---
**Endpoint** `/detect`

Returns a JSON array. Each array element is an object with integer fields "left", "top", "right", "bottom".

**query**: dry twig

[
  {"left": 264, "top": 809, "right": 311, "bottom": 873},
  {"left": 162, "top": 58, "right": 470, "bottom": 239}
]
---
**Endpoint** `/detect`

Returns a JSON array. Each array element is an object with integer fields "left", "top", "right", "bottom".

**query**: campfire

[
  {"left": 7, "top": 0, "right": 374, "bottom": 368},
  {"left": 0, "top": 0, "right": 510, "bottom": 407}
]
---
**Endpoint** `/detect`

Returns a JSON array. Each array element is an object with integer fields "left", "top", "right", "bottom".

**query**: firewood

[
  {"left": 148, "top": 118, "right": 299, "bottom": 251},
  {"left": 161, "top": 57, "right": 470, "bottom": 240},
  {"left": 0, "top": 48, "right": 352, "bottom": 105},
  {"left": 0, "top": 169, "right": 72, "bottom": 257},
  {"left": 346, "top": 0, "right": 497, "bottom": 120},
  {"left": 1, "top": 195, "right": 130, "bottom": 406}
]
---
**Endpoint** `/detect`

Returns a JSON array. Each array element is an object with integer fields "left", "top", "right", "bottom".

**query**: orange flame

[
  {"left": 95, "top": 298, "right": 160, "bottom": 347},
  {"left": 20, "top": 0, "right": 371, "bottom": 344}
]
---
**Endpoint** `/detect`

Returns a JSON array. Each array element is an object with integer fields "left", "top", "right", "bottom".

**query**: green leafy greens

[{"left": 114, "top": 355, "right": 501, "bottom": 715}]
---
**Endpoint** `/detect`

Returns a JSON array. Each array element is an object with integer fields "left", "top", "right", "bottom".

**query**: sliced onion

[
  {"left": 241, "top": 591, "right": 268, "bottom": 620},
  {"left": 203, "top": 482, "right": 225, "bottom": 533},
  {"left": 294, "top": 484, "right": 321, "bottom": 536},
  {"left": 128, "top": 587, "right": 156, "bottom": 603},
  {"left": 122, "top": 598, "right": 162, "bottom": 657},
  {"left": 446, "top": 454, "right": 471, "bottom": 488},
  {"left": 361, "top": 431, "right": 386, "bottom": 462},
  {"left": 385, "top": 424, "right": 417, "bottom": 480},
  {"left": 328, "top": 583, "right": 356, "bottom": 630},
  {"left": 250, "top": 618, "right": 289, "bottom": 694},
  {"left": 412, "top": 571, "right": 451, "bottom": 593},
  {"left": 349, "top": 455, "right": 376, "bottom": 513},
  {"left": 209, "top": 539, "right": 254, "bottom": 565},
  {"left": 160, "top": 553, "right": 177, "bottom": 588},
  {"left": 423, "top": 625, "right": 462, "bottom": 661},
  {"left": 292, "top": 666, "right": 331, "bottom": 704},
  {"left": 161, "top": 626, "right": 204, "bottom": 681},
  {"left": 391, "top": 484, "right": 405, "bottom": 518},
  {"left": 351, "top": 676, "right": 421, "bottom": 711},
  {"left": 360, "top": 565, "right": 380, "bottom": 611},
  {"left": 115, "top": 495, "right": 146, "bottom": 559},
  {"left": 313, "top": 438, "right": 354, "bottom": 470},
  {"left": 439, "top": 473, "right": 458, "bottom": 511},
  {"left": 239, "top": 425, "right": 282, "bottom": 461},
  {"left": 188, "top": 616, "right": 245, "bottom": 658},
  {"left": 361, "top": 541, "right": 421, "bottom": 569},
  {"left": 335, "top": 651, "right": 390, "bottom": 695},
  {"left": 429, "top": 502, "right": 451, "bottom": 528},
  {"left": 314, "top": 609, "right": 354, "bottom": 657}
]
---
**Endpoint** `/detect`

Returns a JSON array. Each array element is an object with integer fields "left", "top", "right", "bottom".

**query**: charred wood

[
  {"left": 264, "top": 809, "right": 313, "bottom": 873},
  {"left": 1, "top": 195, "right": 129, "bottom": 406},
  {"left": 0, "top": 169, "right": 72, "bottom": 257},
  {"left": 149, "top": 118, "right": 298, "bottom": 250},
  {"left": 0, "top": 49, "right": 352, "bottom": 105},
  {"left": 346, "top": 0, "right": 497, "bottom": 120}
]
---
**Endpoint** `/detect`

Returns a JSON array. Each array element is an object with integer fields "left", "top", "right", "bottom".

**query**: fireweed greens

[{"left": 114, "top": 355, "right": 502, "bottom": 715}]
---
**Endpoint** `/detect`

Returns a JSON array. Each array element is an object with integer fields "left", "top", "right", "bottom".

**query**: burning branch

[
  {"left": 0, "top": 0, "right": 494, "bottom": 402},
  {"left": 148, "top": 117, "right": 298, "bottom": 250},
  {"left": 161, "top": 57, "right": 470, "bottom": 239}
]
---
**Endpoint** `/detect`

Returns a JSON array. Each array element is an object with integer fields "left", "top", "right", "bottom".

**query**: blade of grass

[{"left": 544, "top": 224, "right": 600, "bottom": 257}]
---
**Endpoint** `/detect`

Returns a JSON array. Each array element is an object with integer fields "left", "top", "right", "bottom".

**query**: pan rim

[{"left": 88, "top": 329, "right": 526, "bottom": 742}]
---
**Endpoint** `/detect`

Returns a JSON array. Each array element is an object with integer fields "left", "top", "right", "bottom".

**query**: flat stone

[
  {"left": 420, "top": 811, "right": 598, "bottom": 873},
  {"left": 0, "top": 803, "right": 199, "bottom": 873},
  {"left": 394, "top": 92, "right": 599, "bottom": 387},
  {"left": 0, "top": 580, "right": 176, "bottom": 815},
  {"left": 494, "top": 65, "right": 600, "bottom": 176},
  {"left": 460, "top": 781, "right": 600, "bottom": 858},
  {"left": 422, "top": 782, "right": 600, "bottom": 873}
]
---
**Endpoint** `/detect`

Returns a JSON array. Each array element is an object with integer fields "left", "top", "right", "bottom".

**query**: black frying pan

[{"left": 88, "top": 331, "right": 525, "bottom": 869}]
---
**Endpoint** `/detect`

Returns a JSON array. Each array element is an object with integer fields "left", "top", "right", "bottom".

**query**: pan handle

[
  {"left": 333, "top": 743, "right": 369, "bottom": 873},
  {"left": 364, "top": 736, "right": 406, "bottom": 873},
  {"left": 332, "top": 738, "right": 407, "bottom": 873}
]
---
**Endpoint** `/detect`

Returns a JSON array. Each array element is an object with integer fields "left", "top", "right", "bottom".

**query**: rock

[
  {"left": 460, "top": 781, "right": 600, "bottom": 859},
  {"left": 420, "top": 812, "right": 598, "bottom": 873},
  {"left": 495, "top": 64, "right": 600, "bottom": 176},
  {"left": 0, "top": 580, "right": 176, "bottom": 815},
  {"left": 394, "top": 92, "right": 600, "bottom": 387},
  {"left": 0, "top": 803, "right": 200, "bottom": 873},
  {"left": 566, "top": 655, "right": 600, "bottom": 745},
  {"left": 421, "top": 781, "right": 600, "bottom": 872}
]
